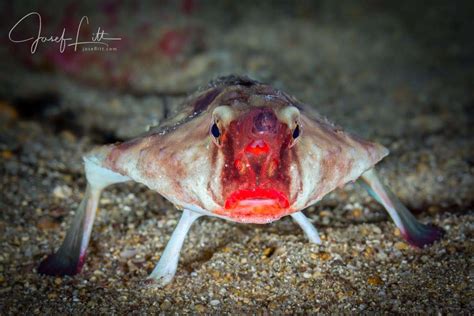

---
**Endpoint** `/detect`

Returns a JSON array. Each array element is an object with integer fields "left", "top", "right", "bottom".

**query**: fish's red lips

[
  {"left": 217, "top": 188, "right": 291, "bottom": 223},
  {"left": 225, "top": 188, "right": 289, "bottom": 209}
]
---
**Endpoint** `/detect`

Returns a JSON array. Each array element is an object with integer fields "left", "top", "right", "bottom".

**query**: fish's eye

[
  {"left": 211, "top": 123, "right": 221, "bottom": 138},
  {"left": 292, "top": 124, "right": 300, "bottom": 139}
]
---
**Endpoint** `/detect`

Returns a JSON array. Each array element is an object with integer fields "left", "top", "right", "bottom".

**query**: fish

[{"left": 38, "top": 75, "right": 444, "bottom": 286}]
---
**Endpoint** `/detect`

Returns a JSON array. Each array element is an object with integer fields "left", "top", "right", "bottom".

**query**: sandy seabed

[{"left": 0, "top": 1, "right": 472, "bottom": 314}]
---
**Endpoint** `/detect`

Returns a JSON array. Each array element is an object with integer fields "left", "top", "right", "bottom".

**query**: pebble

[
  {"left": 394, "top": 242, "right": 409, "bottom": 250},
  {"left": 36, "top": 217, "right": 59, "bottom": 230},
  {"left": 120, "top": 249, "right": 138, "bottom": 258},
  {"left": 367, "top": 275, "right": 384, "bottom": 286},
  {"left": 351, "top": 208, "right": 362, "bottom": 218},
  {"left": 53, "top": 185, "right": 72, "bottom": 199},
  {"left": 160, "top": 300, "right": 171, "bottom": 309},
  {"left": 1, "top": 150, "right": 13, "bottom": 159},
  {"left": 262, "top": 247, "right": 274, "bottom": 257},
  {"left": 195, "top": 304, "right": 206, "bottom": 312},
  {"left": 311, "top": 251, "right": 331, "bottom": 261},
  {"left": 376, "top": 251, "right": 388, "bottom": 261}
]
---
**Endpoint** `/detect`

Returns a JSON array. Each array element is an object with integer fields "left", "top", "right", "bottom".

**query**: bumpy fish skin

[
  {"left": 38, "top": 75, "right": 443, "bottom": 286},
  {"left": 103, "top": 76, "right": 388, "bottom": 223}
]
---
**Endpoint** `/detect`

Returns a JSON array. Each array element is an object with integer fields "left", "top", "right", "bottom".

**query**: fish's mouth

[{"left": 217, "top": 189, "right": 291, "bottom": 223}]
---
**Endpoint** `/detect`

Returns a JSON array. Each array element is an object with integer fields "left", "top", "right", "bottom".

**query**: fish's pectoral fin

[
  {"left": 358, "top": 167, "right": 444, "bottom": 248},
  {"left": 38, "top": 153, "right": 130, "bottom": 276},
  {"left": 291, "top": 211, "right": 322, "bottom": 244},
  {"left": 145, "top": 209, "right": 203, "bottom": 287}
]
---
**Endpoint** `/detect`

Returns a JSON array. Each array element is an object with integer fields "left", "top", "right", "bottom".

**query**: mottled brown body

[{"left": 100, "top": 76, "right": 387, "bottom": 223}]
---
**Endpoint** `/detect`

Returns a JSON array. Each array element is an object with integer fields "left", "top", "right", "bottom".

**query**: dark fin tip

[
  {"left": 403, "top": 224, "right": 445, "bottom": 249},
  {"left": 37, "top": 253, "right": 83, "bottom": 276}
]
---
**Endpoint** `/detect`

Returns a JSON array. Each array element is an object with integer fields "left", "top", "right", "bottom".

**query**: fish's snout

[
  {"left": 245, "top": 139, "right": 269, "bottom": 156},
  {"left": 252, "top": 110, "right": 278, "bottom": 135},
  {"left": 231, "top": 108, "right": 286, "bottom": 180}
]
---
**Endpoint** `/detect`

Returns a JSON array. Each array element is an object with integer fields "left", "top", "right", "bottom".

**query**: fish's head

[{"left": 209, "top": 96, "right": 303, "bottom": 223}]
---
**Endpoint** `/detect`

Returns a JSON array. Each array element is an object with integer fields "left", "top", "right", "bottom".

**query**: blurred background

[{"left": 0, "top": 0, "right": 473, "bottom": 314}]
